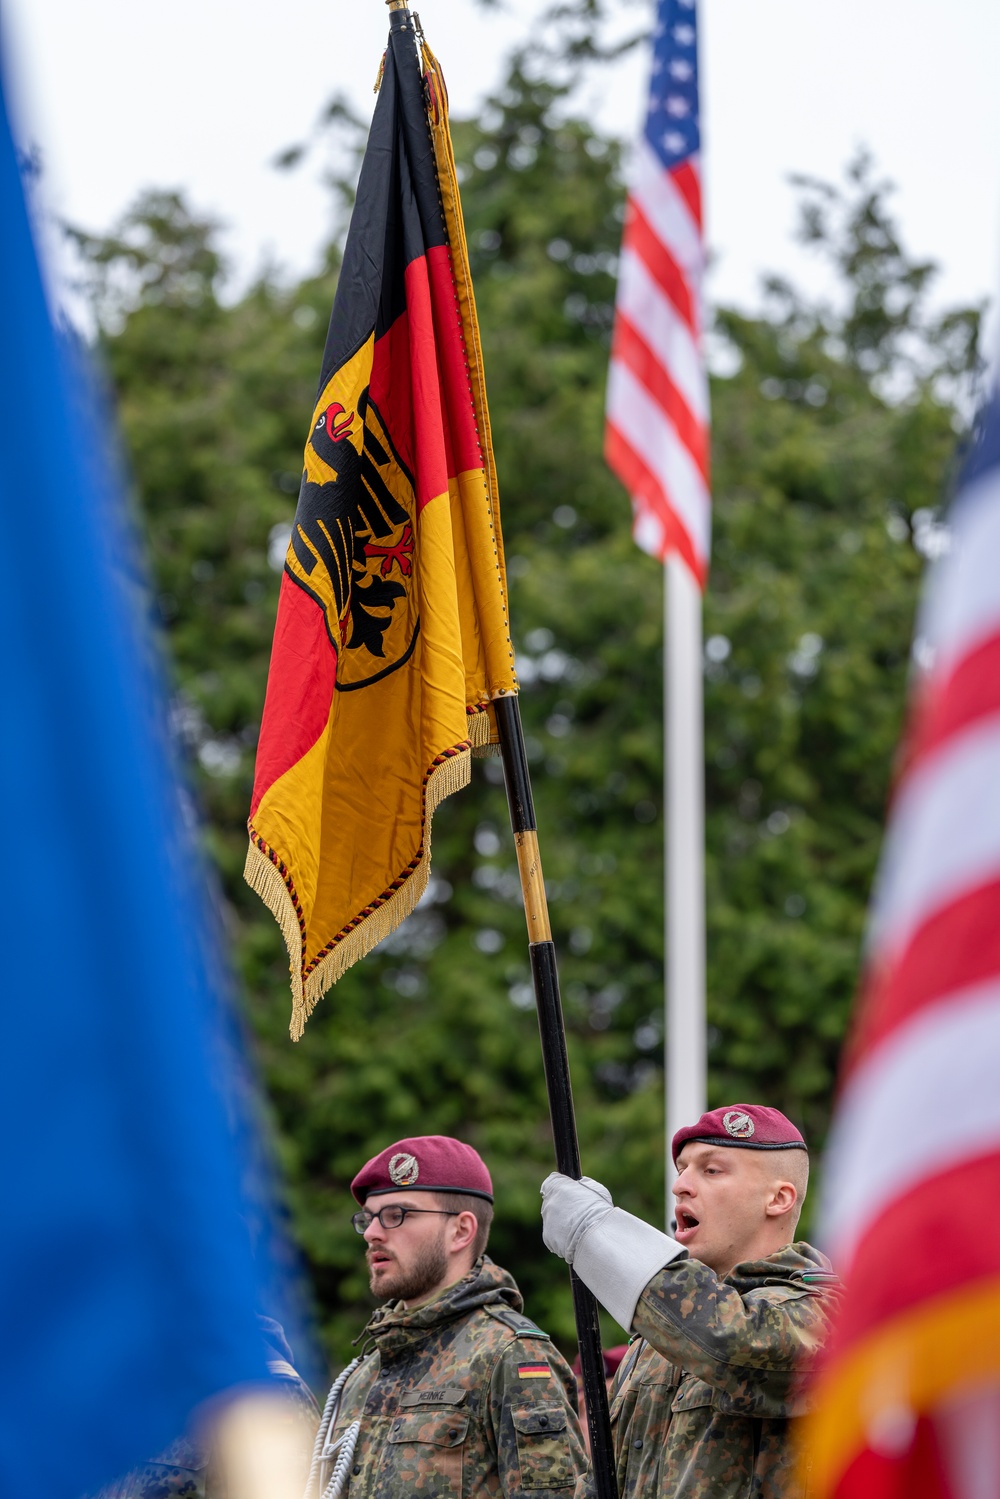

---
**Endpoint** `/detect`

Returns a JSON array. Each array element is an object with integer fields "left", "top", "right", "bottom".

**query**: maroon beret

[
  {"left": 672, "top": 1105, "right": 807, "bottom": 1164},
  {"left": 351, "top": 1135, "right": 494, "bottom": 1205}
]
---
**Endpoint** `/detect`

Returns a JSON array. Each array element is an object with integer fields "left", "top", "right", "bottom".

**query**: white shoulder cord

[{"left": 303, "top": 1355, "right": 364, "bottom": 1499}]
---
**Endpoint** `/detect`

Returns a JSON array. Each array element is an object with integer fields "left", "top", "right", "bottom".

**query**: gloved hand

[
  {"left": 539, "top": 1172, "right": 685, "bottom": 1332},
  {"left": 540, "top": 1174, "right": 615, "bottom": 1263}
]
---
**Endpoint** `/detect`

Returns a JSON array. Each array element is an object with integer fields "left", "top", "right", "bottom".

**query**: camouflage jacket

[
  {"left": 321, "top": 1256, "right": 590, "bottom": 1499},
  {"left": 609, "top": 1243, "right": 839, "bottom": 1499}
]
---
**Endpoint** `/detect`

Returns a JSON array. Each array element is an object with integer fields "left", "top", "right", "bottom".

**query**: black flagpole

[
  {"left": 493, "top": 696, "right": 619, "bottom": 1499},
  {"left": 385, "top": 5, "right": 618, "bottom": 1490}
]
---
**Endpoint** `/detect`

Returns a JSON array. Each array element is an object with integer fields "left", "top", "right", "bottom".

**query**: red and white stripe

[
  {"left": 814, "top": 438, "right": 1000, "bottom": 1495},
  {"left": 823, "top": 457, "right": 1000, "bottom": 1266},
  {"left": 606, "top": 137, "right": 710, "bottom": 584}
]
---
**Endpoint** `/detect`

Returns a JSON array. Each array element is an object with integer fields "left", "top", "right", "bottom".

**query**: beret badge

[
  {"left": 388, "top": 1151, "right": 420, "bottom": 1186},
  {"left": 723, "top": 1109, "right": 755, "bottom": 1139},
  {"left": 672, "top": 1104, "right": 805, "bottom": 1163}
]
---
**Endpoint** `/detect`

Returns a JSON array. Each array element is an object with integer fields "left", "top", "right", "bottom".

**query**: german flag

[{"left": 246, "top": 17, "right": 517, "bottom": 1038}]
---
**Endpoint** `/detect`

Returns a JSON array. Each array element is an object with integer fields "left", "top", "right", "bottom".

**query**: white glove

[
  {"left": 540, "top": 1172, "right": 685, "bottom": 1332},
  {"left": 540, "top": 1174, "right": 615, "bottom": 1261}
]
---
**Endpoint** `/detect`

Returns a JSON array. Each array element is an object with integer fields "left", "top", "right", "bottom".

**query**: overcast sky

[{"left": 5, "top": 0, "right": 1000, "bottom": 332}]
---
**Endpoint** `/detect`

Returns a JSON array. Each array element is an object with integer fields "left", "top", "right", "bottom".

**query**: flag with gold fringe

[{"left": 246, "top": 18, "right": 517, "bottom": 1039}]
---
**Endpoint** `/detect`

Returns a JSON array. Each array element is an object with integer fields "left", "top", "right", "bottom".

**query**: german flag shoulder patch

[{"left": 517, "top": 1363, "right": 552, "bottom": 1379}]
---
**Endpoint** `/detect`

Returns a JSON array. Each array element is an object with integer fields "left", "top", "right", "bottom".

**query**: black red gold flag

[{"left": 246, "top": 22, "right": 517, "bottom": 1037}]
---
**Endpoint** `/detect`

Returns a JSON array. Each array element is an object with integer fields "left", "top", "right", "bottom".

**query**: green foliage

[{"left": 77, "top": 61, "right": 980, "bottom": 1369}]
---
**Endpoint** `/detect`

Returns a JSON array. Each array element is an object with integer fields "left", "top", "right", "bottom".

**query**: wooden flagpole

[{"left": 493, "top": 697, "right": 618, "bottom": 1499}]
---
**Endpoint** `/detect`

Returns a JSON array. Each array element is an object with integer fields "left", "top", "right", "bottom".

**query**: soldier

[
  {"left": 307, "top": 1135, "right": 589, "bottom": 1499},
  {"left": 540, "top": 1105, "right": 840, "bottom": 1499}
]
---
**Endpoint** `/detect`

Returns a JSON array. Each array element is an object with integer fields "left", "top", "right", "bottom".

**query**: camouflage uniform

[
  {"left": 321, "top": 1256, "right": 590, "bottom": 1499},
  {"left": 609, "top": 1243, "right": 839, "bottom": 1499}
]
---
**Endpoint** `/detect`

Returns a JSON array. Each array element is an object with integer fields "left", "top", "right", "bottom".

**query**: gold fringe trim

[
  {"left": 420, "top": 39, "right": 518, "bottom": 698},
  {"left": 421, "top": 44, "right": 500, "bottom": 526},
  {"left": 250, "top": 745, "right": 472, "bottom": 1040},
  {"left": 468, "top": 702, "right": 501, "bottom": 757},
  {"left": 468, "top": 705, "right": 497, "bottom": 749},
  {"left": 244, "top": 839, "right": 307, "bottom": 1026},
  {"left": 294, "top": 746, "right": 471, "bottom": 1037}
]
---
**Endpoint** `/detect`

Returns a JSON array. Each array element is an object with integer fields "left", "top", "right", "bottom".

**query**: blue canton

[{"left": 644, "top": 0, "right": 700, "bottom": 171}]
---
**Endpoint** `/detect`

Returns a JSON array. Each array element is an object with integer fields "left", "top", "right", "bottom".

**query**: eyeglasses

[{"left": 351, "top": 1206, "right": 460, "bottom": 1235}]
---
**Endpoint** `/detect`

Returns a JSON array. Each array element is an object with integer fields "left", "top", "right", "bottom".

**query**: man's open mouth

[
  {"left": 368, "top": 1251, "right": 394, "bottom": 1268},
  {"left": 675, "top": 1208, "right": 700, "bottom": 1237}
]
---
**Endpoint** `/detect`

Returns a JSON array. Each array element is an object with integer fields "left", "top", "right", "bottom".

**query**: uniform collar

[
  {"left": 724, "top": 1240, "right": 837, "bottom": 1294},
  {"left": 363, "top": 1256, "right": 522, "bottom": 1358}
]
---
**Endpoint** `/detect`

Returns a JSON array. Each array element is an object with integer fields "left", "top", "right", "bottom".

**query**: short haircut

[
  {"left": 767, "top": 1148, "right": 810, "bottom": 1231},
  {"left": 437, "top": 1191, "right": 494, "bottom": 1259}
]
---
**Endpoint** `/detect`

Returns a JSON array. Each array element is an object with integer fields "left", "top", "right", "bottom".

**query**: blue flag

[{"left": 0, "top": 68, "right": 295, "bottom": 1499}]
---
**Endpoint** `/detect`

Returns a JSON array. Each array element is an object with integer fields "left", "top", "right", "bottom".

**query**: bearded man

[
  {"left": 540, "top": 1106, "right": 840, "bottom": 1499},
  {"left": 308, "top": 1135, "right": 589, "bottom": 1499}
]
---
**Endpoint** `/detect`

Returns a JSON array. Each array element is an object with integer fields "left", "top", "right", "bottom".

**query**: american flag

[
  {"left": 605, "top": 0, "right": 709, "bottom": 584},
  {"left": 805, "top": 389, "right": 1000, "bottom": 1495}
]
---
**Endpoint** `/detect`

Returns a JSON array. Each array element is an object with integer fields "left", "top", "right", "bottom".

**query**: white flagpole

[{"left": 664, "top": 552, "right": 706, "bottom": 1215}]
